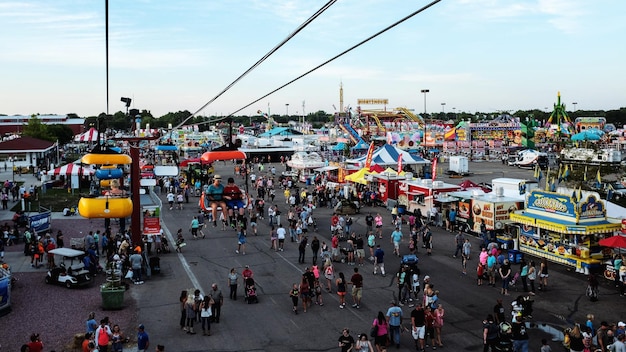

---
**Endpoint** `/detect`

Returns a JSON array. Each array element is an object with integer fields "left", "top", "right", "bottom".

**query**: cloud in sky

[{"left": 0, "top": 0, "right": 624, "bottom": 117}]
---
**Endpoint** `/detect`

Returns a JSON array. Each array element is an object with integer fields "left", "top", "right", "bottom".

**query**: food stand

[
  {"left": 450, "top": 191, "right": 524, "bottom": 248},
  {"left": 398, "top": 178, "right": 461, "bottom": 215},
  {"left": 510, "top": 190, "right": 622, "bottom": 274}
]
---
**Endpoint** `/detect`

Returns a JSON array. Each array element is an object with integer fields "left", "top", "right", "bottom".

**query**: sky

[{"left": 1, "top": 0, "right": 625, "bottom": 119}]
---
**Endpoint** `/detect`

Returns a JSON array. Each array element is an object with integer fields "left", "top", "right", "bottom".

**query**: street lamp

[
  {"left": 572, "top": 102, "right": 578, "bottom": 112},
  {"left": 420, "top": 89, "right": 429, "bottom": 115},
  {"left": 285, "top": 103, "right": 290, "bottom": 117},
  {"left": 441, "top": 102, "right": 446, "bottom": 114}
]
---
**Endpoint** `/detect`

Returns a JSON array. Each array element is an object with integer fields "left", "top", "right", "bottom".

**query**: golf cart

[{"left": 45, "top": 248, "right": 92, "bottom": 288}]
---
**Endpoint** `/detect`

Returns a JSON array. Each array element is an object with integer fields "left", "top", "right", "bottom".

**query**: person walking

[
  {"left": 386, "top": 300, "right": 403, "bottom": 349},
  {"left": 499, "top": 259, "right": 512, "bottom": 296},
  {"left": 311, "top": 236, "right": 320, "bottom": 265},
  {"left": 228, "top": 268, "right": 239, "bottom": 300},
  {"left": 411, "top": 303, "right": 426, "bottom": 352},
  {"left": 136, "top": 324, "right": 149, "bottom": 352},
  {"left": 519, "top": 259, "right": 530, "bottom": 293},
  {"left": 356, "top": 333, "right": 375, "bottom": 352},
  {"left": 433, "top": 304, "right": 445, "bottom": 348},
  {"left": 390, "top": 227, "right": 403, "bottom": 257},
  {"left": 527, "top": 260, "right": 537, "bottom": 295},
  {"left": 336, "top": 272, "right": 347, "bottom": 309},
  {"left": 453, "top": 231, "right": 465, "bottom": 258},
  {"left": 373, "top": 245, "right": 386, "bottom": 277},
  {"left": 289, "top": 283, "right": 300, "bottom": 314},
  {"left": 350, "top": 267, "right": 363, "bottom": 309},
  {"left": 539, "top": 258, "right": 549, "bottom": 291},
  {"left": 190, "top": 216, "right": 200, "bottom": 240}
]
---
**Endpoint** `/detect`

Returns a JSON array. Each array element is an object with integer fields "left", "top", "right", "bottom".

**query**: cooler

[{"left": 508, "top": 250, "right": 523, "bottom": 264}]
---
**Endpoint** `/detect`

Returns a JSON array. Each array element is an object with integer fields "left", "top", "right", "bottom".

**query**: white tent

[
  {"left": 74, "top": 128, "right": 103, "bottom": 142},
  {"left": 47, "top": 163, "right": 94, "bottom": 176}
]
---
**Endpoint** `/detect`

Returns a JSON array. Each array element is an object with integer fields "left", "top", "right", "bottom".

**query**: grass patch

[{"left": 11, "top": 188, "right": 84, "bottom": 213}]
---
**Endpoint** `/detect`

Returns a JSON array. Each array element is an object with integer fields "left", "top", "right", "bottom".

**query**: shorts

[
  {"left": 226, "top": 200, "right": 245, "bottom": 209},
  {"left": 411, "top": 325, "right": 425, "bottom": 340},
  {"left": 352, "top": 286, "right": 362, "bottom": 299},
  {"left": 376, "top": 224, "right": 382, "bottom": 228},
  {"left": 393, "top": 241, "right": 400, "bottom": 250},
  {"left": 278, "top": 238, "right": 285, "bottom": 244},
  {"left": 540, "top": 273, "right": 549, "bottom": 278},
  {"left": 331, "top": 247, "right": 340, "bottom": 257},
  {"left": 337, "top": 291, "right": 346, "bottom": 297},
  {"left": 250, "top": 221, "right": 257, "bottom": 227},
  {"left": 356, "top": 249, "right": 365, "bottom": 258},
  {"left": 488, "top": 268, "right": 495, "bottom": 278}
]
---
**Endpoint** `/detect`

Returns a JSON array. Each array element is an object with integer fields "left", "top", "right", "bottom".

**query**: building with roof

[
  {"left": 0, "top": 136, "right": 58, "bottom": 169},
  {"left": 0, "top": 114, "right": 85, "bottom": 135}
]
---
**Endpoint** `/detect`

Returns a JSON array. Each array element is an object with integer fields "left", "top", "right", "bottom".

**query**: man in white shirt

[{"left": 276, "top": 224, "right": 287, "bottom": 251}]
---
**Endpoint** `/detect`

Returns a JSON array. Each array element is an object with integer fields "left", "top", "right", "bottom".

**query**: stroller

[
  {"left": 493, "top": 322, "right": 513, "bottom": 352},
  {"left": 511, "top": 295, "right": 534, "bottom": 321},
  {"left": 157, "top": 236, "right": 171, "bottom": 254},
  {"left": 245, "top": 277, "right": 259, "bottom": 304}
]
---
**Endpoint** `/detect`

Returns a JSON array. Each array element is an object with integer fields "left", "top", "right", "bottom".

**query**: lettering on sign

[{"left": 532, "top": 197, "right": 568, "bottom": 213}]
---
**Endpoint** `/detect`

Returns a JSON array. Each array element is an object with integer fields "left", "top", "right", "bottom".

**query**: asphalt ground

[{"left": 2, "top": 160, "right": 624, "bottom": 352}]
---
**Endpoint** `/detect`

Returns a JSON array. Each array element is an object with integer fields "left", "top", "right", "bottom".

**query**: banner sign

[{"left": 29, "top": 212, "right": 51, "bottom": 233}]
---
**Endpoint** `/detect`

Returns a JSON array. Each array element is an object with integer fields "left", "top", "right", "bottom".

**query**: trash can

[
  {"left": 397, "top": 205, "right": 406, "bottom": 215},
  {"left": 508, "top": 250, "right": 523, "bottom": 264},
  {"left": 305, "top": 178, "right": 311, "bottom": 186}
]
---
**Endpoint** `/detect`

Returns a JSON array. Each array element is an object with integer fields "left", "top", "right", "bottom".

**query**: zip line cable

[
  {"left": 186, "top": 0, "right": 441, "bottom": 128},
  {"left": 226, "top": 0, "right": 442, "bottom": 119},
  {"left": 174, "top": 0, "right": 337, "bottom": 130}
]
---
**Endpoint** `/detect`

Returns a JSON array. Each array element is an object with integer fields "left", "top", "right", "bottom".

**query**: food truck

[
  {"left": 397, "top": 178, "right": 461, "bottom": 215},
  {"left": 450, "top": 189, "right": 524, "bottom": 247},
  {"left": 369, "top": 171, "right": 407, "bottom": 206},
  {"left": 510, "top": 189, "right": 622, "bottom": 274}
]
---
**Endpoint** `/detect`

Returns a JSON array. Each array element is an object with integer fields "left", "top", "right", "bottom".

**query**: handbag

[{"left": 370, "top": 323, "right": 378, "bottom": 338}]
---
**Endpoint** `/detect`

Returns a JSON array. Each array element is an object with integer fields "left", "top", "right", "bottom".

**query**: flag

[
  {"left": 397, "top": 155, "right": 403, "bottom": 173},
  {"left": 534, "top": 165, "right": 541, "bottom": 180},
  {"left": 563, "top": 164, "right": 571, "bottom": 181},
  {"left": 607, "top": 183, "right": 614, "bottom": 201},
  {"left": 557, "top": 164, "right": 563, "bottom": 183},
  {"left": 596, "top": 168, "right": 602, "bottom": 184},
  {"left": 431, "top": 157, "right": 438, "bottom": 181},
  {"left": 549, "top": 178, "right": 556, "bottom": 192},
  {"left": 544, "top": 166, "right": 551, "bottom": 191},
  {"left": 577, "top": 187, "right": 582, "bottom": 202},
  {"left": 584, "top": 165, "right": 588, "bottom": 181},
  {"left": 364, "top": 142, "right": 375, "bottom": 169}
]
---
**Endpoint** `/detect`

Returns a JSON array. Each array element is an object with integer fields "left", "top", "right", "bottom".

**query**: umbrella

[
  {"left": 571, "top": 130, "right": 601, "bottom": 141},
  {"left": 598, "top": 235, "right": 626, "bottom": 249}
]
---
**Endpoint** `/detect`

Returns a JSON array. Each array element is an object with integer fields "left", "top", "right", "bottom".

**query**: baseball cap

[
  {"left": 134, "top": 246, "right": 142, "bottom": 253},
  {"left": 138, "top": 324, "right": 145, "bottom": 330},
  {"left": 213, "top": 174, "right": 221, "bottom": 180},
  {"left": 619, "top": 321, "right": 625, "bottom": 327},
  {"left": 424, "top": 275, "right": 431, "bottom": 280}
]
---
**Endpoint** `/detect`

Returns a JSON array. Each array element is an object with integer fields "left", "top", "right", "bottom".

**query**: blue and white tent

[{"left": 346, "top": 144, "right": 430, "bottom": 166}]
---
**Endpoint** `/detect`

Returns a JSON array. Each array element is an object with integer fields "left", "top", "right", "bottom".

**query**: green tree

[
  {"left": 22, "top": 115, "right": 52, "bottom": 141},
  {"left": 47, "top": 124, "right": 75, "bottom": 145}
]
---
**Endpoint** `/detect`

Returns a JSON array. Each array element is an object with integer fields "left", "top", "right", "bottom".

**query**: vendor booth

[
  {"left": 398, "top": 178, "right": 461, "bottom": 215},
  {"left": 510, "top": 190, "right": 622, "bottom": 274},
  {"left": 450, "top": 190, "right": 524, "bottom": 246},
  {"left": 369, "top": 169, "right": 407, "bottom": 206}
]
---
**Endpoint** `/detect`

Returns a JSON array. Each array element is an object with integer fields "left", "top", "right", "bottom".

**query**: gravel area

[{"left": 1, "top": 218, "right": 139, "bottom": 352}]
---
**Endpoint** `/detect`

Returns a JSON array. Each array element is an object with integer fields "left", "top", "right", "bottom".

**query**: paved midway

[{"left": 2, "top": 160, "right": 623, "bottom": 351}]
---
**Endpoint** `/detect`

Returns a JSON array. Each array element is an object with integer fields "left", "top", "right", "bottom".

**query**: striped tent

[
  {"left": 73, "top": 128, "right": 103, "bottom": 142},
  {"left": 47, "top": 163, "right": 95, "bottom": 176},
  {"left": 346, "top": 144, "right": 430, "bottom": 166}
]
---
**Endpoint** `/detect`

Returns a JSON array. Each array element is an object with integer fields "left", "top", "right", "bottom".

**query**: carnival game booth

[
  {"left": 397, "top": 177, "right": 461, "bottom": 216},
  {"left": 368, "top": 169, "right": 406, "bottom": 207},
  {"left": 510, "top": 190, "right": 622, "bottom": 274}
]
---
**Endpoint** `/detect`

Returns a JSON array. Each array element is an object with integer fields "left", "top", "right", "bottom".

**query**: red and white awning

[
  {"left": 47, "top": 164, "right": 95, "bottom": 176},
  {"left": 74, "top": 128, "right": 103, "bottom": 142}
]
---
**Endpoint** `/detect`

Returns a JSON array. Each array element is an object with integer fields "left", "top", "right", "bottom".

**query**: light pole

[
  {"left": 441, "top": 102, "right": 446, "bottom": 115},
  {"left": 453, "top": 107, "right": 456, "bottom": 119},
  {"left": 572, "top": 102, "right": 578, "bottom": 113},
  {"left": 285, "top": 103, "right": 290, "bottom": 117},
  {"left": 421, "top": 89, "right": 429, "bottom": 115}
]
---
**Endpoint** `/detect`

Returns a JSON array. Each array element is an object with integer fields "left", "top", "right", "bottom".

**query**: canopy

[
  {"left": 346, "top": 144, "right": 430, "bottom": 166},
  {"left": 345, "top": 168, "right": 374, "bottom": 185},
  {"left": 369, "top": 164, "right": 385, "bottom": 173},
  {"left": 47, "top": 164, "right": 94, "bottom": 176},
  {"left": 571, "top": 130, "right": 601, "bottom": 141},
  {"left": 598, "top": 235, "right": 626, "bottom": 249},
  {"left": 332, "top": 142, "right": 346, "bottom": 151},
  {"left": 458, "top": 179, "right": 491, "bottom": 193},
  {"left": 74, "top": 128, "right": 103, "bottom": 143}
]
